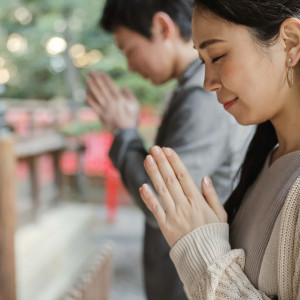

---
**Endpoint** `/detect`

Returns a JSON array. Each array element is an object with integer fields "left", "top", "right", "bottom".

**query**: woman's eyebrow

[{"left": 198, "top": 39, "right": 225, "bottom": 49}]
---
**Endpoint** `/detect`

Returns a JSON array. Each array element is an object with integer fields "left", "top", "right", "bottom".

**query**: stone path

[{"left": 16, "top": 203, "right": 146, "bottom": 300}]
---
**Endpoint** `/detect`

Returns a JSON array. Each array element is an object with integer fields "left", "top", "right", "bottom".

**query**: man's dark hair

[{"left": 100, "top": 0, "right": 193, "bottom": 41}]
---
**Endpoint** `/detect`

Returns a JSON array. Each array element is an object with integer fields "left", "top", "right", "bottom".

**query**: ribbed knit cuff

[{"left": 170, "top": 223, "right": 231, "bottom": 288}]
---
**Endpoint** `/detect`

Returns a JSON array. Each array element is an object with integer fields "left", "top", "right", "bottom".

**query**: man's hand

[{"left": 86, "top": 71, "right": 140, "bottom": 133}]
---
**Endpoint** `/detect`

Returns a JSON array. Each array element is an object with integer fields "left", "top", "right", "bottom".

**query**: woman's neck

[{"left": 271, "top": 89, "right": 300, "bottom": 161}]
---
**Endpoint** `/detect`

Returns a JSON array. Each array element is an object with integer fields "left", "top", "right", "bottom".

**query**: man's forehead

[{"left": 114, "top": 26, "right": 148, "bottom": 50}]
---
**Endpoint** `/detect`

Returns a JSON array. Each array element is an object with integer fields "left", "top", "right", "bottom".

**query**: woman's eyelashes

[
  {"left": 212, "top": 55, "right": 225, "bottom": 63},
  {"left": 199, "top": 55, "right": 225, "bottom": 65}
]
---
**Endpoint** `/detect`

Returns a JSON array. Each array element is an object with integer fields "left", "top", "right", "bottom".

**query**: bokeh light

[
  {"left": 46, "top": 36, "right": 67, "bottom": 56},
  {"left": 73, "top": 53, "right": 89, "bottom": 68},
  {"left": 50, "top": 56, "right": 66, "bottom": 73},
  {"left": 69, "top": 44, "right": 85, "bottom": 59},
  {"left": 69, "top": 44, "right": 87, "bottom": 68},
  {"left": 87, "top": 50, "right": 102, "bottom": 65},
  {"left": 7, "top": 34, "right": 28, "bottom": 53},
  {"left": 0, "top": 69, "right": 10, "bottom": 84},
  {"left": 69, "top": 44, "right": 102, "bottom": 68},
  {"left": 14, "top": 7, "right": 33, "bottom": 25}
]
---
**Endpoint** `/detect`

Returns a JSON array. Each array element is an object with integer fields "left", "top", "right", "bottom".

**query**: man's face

[{"left": 114, "top": 26, "right": 174, "bottom": 85}]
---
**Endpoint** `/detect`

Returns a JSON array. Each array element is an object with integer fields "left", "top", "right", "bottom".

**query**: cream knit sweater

[{"left": 170, "top": 176, "right": 300, "bottom": 299}]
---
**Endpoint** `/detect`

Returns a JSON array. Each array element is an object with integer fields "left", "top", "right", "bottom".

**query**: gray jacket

[
  {"left": 109, "top": 59, "right": 254, "bottom": 300},
  {"left": 109, "top": 60, "right": 253, "bottom": 227}
]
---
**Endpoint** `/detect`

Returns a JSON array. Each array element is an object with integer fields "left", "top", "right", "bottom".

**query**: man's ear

[
  {"left": 280, "top": 18, "right": 300, "bottom": 67},
  {"left": 151, "top": 12, "right": 177, "bottom": 41}
]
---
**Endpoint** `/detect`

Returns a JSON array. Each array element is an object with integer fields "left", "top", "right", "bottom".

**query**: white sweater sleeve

[{"left": 170, "top": 223, "right": 271, "bottom": 299}]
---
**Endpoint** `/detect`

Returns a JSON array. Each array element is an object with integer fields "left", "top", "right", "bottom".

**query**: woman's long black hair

[{"left": 193, "top": 0, "right": 300, "bottom": 223}]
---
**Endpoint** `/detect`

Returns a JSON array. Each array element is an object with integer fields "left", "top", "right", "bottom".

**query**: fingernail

[
  {"left": 146, "top": 155, "right": 154, "bottom": 165},
  {"left": 143, "top": 183, "right": 150, "bottom": 191},
  {"left": 151, "top": 146, "right": 160, "bottom": 155},
  {"left": 163, "top": 147, "right": 172, "bottom": 157},
  {"left": 204, "top": 176, "right": 212, "bottom": 187}
]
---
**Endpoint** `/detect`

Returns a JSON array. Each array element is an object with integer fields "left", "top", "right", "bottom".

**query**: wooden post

[
  {"left": 0, "top": 135, "right": 17, "bottom": 300},
  {"left": 28, "top": 156, "right": 39, "bottom": 219},
  {"left": 53, "top": 150, "right": 63, "bottom": 202}
]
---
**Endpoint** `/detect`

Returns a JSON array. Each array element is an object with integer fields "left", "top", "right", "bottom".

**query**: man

[{"left": 86, "top": 0, "right": 253, "bottom": 299}]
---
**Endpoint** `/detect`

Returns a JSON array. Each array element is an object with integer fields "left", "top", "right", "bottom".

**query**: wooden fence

[
  {"left": 0, "top": 101, "right": 113, "bottom": 299},
  {"left": 0, "top": 129, "right": 67, "bottom": 300},
  {"left": 15, "top": 129, "right": 67, "bottom": 222}
]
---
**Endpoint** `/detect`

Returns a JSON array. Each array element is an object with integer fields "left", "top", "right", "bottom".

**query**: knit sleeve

[
  {"left": 292, "top": 212, "right": 300, "bottom": 298},
  {"left": 170, "top": 223, "right": 272, "bottom": 299},
  {"left": 278, "top": 176, "right": 300, "bottom": 299}
]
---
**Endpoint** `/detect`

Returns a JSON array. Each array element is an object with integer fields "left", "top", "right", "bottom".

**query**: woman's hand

[{"left": 139, "top": 146, "right": 228, "bottom": 247}]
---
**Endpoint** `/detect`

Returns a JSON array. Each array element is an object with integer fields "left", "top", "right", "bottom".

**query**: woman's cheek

[{"left": 221, "top": 62, "right": 250, "bottom": 91}]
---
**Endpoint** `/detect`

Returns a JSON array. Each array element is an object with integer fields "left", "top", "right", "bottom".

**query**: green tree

[{"left": 0, "top": 0, "right": 174, "bottom": 107}]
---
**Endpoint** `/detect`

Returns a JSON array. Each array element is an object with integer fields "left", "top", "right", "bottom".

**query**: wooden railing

[
  {"left": 15, "top": 129, "right": 67, "bottom": 221},
  {"left": 0, "top": 129, "right": 68, "bottom": 300},
  {"left": 0, "top": 100, "right": 113, "bottom": 300},
  {"left": 64, "top": 245, "right": 113, "bottom": 300},
  {"left": 0, "top": 134, "right": 17, "bottom": 300}
]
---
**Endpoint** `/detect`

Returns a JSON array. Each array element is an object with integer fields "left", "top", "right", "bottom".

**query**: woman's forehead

[
  {"left": 192, "top": 13, "right": 227, "bottom": 44},
  {"left": 192, "top": 11, "right": 249, "bottom": 48}
]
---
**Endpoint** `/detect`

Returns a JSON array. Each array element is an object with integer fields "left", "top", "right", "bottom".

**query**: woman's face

[{"left": 192, "top": 8, "right": 289, "bottom": 126}]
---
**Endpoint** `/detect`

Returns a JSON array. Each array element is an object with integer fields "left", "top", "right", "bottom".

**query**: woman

[{"left": 139, "top": 0, "right": 300, "bottom": 299}]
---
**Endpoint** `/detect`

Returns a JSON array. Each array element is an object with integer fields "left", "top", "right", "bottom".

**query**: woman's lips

[{"left": 223, "top": 98, "right": 238, "bottom": 111}]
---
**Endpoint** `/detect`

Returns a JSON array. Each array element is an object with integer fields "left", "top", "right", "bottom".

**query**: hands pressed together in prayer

[
  {"left": 139, "top": 146, "right": 228, "bottom": 247},
  {"left": 85, "top": 72, "right": 227, "bottom": 248},
  {"left": 86, "top": 71, "right": 140, "bottom": 133}
]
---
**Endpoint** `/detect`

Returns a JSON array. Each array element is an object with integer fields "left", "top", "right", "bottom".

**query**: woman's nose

[{"left": 203, "top": 67, "right": 222, "bottom": 92}]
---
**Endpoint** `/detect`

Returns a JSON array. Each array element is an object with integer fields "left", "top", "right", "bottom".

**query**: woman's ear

[
  {"left": 151, "top": 12, "right": 177, "bottom": 41},
  {"left": 280, "top": 18, "right": 300, "bottom": 66}
]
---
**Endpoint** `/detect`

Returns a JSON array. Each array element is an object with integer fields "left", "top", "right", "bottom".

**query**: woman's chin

[{"left": 232, "top": 114, "right": 257, "bottom": 126}]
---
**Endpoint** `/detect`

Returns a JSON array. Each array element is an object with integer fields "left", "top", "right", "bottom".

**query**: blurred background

[{"left": 0, "top": 0, "right": 175, "bottom": 299}]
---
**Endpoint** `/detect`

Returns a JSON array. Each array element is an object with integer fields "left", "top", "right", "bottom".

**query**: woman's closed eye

[
  {"left": 212, "top": 55, "right": 225, "bottom": 63},
  {"left": 198, "top": 54, "right": 225, "bottom": 65}
]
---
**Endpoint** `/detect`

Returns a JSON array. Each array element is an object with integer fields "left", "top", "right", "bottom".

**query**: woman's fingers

[
  {"left": 149, "top": 146, "right": 188, "bottom": 206},
  {"left": 139, "top": 183, "right": 166, "bottom": 225},
  {"left": 144, "top": 155, "right": 176, "bottom": 212},
  {"left": 162, "top": 147, "right": 202, "bottom": 201},
  {"left": 201, "top": 176, "right": 228, "bottom": 222},
  {"left": 140, "top": 146, "right": 224, "bottom": 247}
]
